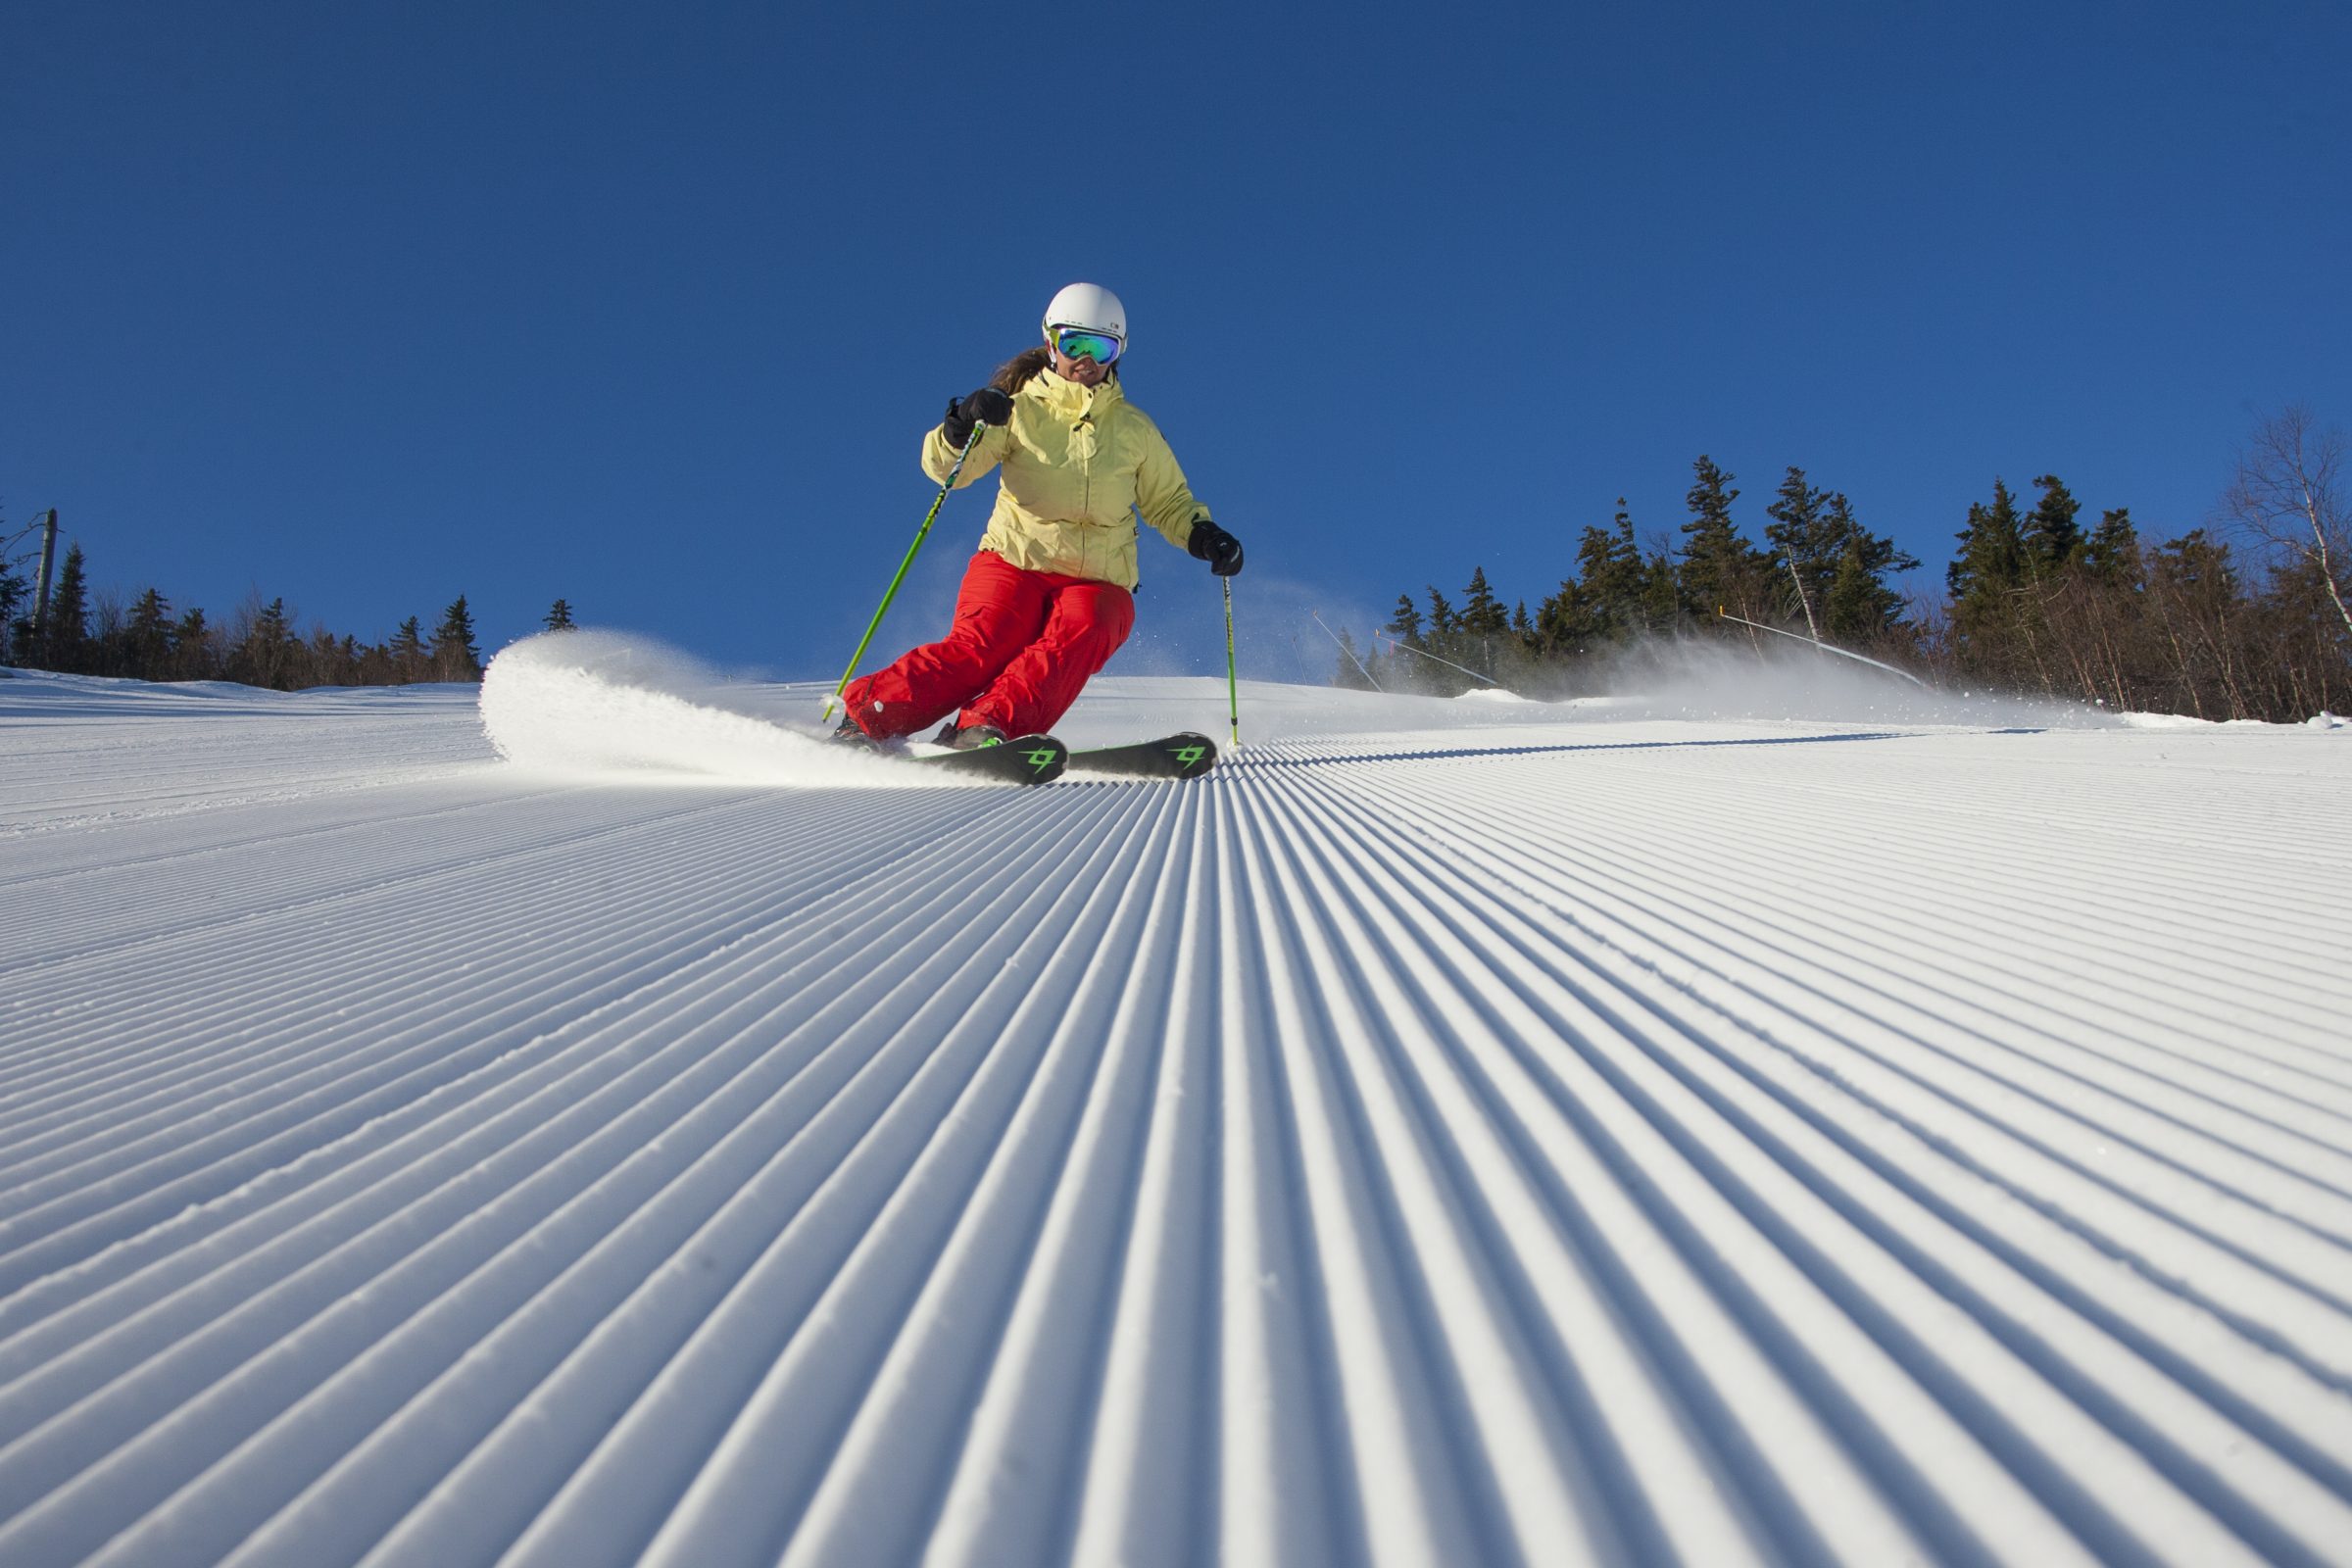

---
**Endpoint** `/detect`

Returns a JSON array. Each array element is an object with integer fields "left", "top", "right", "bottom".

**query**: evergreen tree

[
  {"left": 1331, "top": 626, "right": 1374, "bottom": 690},
  {"left": 172, "top": 607, "right": 215, "bottom": 680},
  {"left": 1817, "top": 493, "right": 1918, "bottom": 641},
  {"left": 1677, "top": 456, "right": 1766, "bottom": 624},
  {"left": 1376, "top": 595, "right": 1424, "bottom": 691},
  {"left": 233, "top": 597, "right": 299, "bottom": 689},
  {"left": 355, "top": 637, "right": 396, "bottom": 685},
  {"left": 42, "top": 544, "right": 91, "bottom": 671},
  {"left": 1497, "top": 600, "right": 1538, "bottom": 684},
  {"left": 1640, "top": 546, "right": 1681, "bottom": 631},
  {"left": 1459, "top": 567, "right": 1509, "bottom": 637},
  {"left": 2083, "top": 507, "right": 2140, "bottom": 581},
  {"left": 430, "top": 595, "right": 482, "bottom": 681},
  {"left": 1384, "top": 593, "right": 1425, "bottom": 647},
  {"left": 2045, "top": 507, "right": 2147, "bottom": 710},
  {"left": 545, "top": 598, "right": 577, "bottom": 632},
  {"left": 2024, "top": 474, "right": 2084, "bottom": 575},
  {"left": 1947, "top": 478, "right": 2028, "bottom": 673},
  {"left": 1821, "top": 543, "right": 1906, "bottom": 644},
  {"left": 0, "top": 549, "right": 25, "bottom": 664},
  {"left": 1759, "top": 469, "right": 1916, "bottom": 642},
  {"left": 1768, "top": 472, "right": 1815, "bottom": 611},
  {"left": 1584, "top": 502, "right": 1652, "bottom": 637},
  {"left": 1534, "top": 576, "right": 1594, "bottom": 656},
  {"left": 121, "top": 587, "right": 173, "bottom": 680},
  {"left": 304, "top": 627, "right": 336, "bottom": 685},
  {"left": 2153, "top": 528, "right": 2236, "bottom": 598},
  {"left": 1949, "top": 479, "right": 2027, "bottom": 601},
  {"left": 1424, "top": 586, "right": 1459, "bottom": 638},
  {"left": 390, "top": 616, "right": 428, "bottom": 682},
  {"left": 1458, "top": 567, "right": 1507, "bottom": 675}
]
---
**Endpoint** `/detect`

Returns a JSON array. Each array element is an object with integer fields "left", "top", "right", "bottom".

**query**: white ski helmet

[{"left": 1042, "top": 282, "right": 1127, "bottom": 351}]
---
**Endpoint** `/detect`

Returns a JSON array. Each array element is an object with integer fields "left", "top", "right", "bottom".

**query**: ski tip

[
  {"left": 1166, "top": 733, "right": 1218, "bottom": 778},
  {"left": 1005, "top": 733, "right": 1068, "bottom": 784}
]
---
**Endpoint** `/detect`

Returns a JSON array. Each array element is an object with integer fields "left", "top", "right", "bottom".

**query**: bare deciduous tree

[{"left": 2223, "top": 405, "right": 2352, "bottom": 639}]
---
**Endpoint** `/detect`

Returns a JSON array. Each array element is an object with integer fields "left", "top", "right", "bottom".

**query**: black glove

[
  {"left": 940, "top": 386, "right": 1013, "bottom": 447},
  {"left": 1187, "top": 519, "right": 1245, "bottom": 577}
]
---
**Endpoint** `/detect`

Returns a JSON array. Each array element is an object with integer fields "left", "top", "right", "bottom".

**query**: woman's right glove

[
  {"left": 1187, "top": 519, "right": 1245, "bottom": 576},
  {"left": 940, "top": 386, "right": 1014, "bottom": 447}
]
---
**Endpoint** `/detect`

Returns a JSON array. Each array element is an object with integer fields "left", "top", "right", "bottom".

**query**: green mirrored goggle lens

[{"left": 1051, "top": 327, "right": 1122, "bottom": 364}]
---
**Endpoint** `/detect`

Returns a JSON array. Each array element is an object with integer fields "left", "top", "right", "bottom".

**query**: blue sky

[{"left": 6, "top": 0, "right": 2348, "bottom": 682}]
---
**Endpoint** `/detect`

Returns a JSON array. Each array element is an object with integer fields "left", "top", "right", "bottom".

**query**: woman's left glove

[{"left": 1187, "top": 520, "right": 1245, "bottom": 577}]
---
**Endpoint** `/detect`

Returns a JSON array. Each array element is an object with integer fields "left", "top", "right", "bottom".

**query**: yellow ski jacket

[{"left": 919, "top": 369, "right": 1211, "bottom": 590}]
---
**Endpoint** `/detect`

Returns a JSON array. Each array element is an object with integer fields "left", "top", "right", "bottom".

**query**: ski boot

[
  {"left": 933, "top": 719, "right": 1009, "bottom": 751},
  {"left": 829, "top": 713, "right": 881, "bottom": 752}
]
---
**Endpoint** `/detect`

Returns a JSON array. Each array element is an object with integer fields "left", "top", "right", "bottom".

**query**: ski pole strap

[
  {"left": 1223, "top": 577, "right": 1239, "bottom": 750},
  {"left": 826, "top": 421, "right": 988, "bottom": 717}
]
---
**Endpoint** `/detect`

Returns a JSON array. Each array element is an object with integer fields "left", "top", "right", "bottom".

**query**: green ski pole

[
  {"left": 823, "top": 421, "right": 988, "bottom": 721},
  {"left": 1222, "top": 576, "right": 1240, "bottom": 751}
]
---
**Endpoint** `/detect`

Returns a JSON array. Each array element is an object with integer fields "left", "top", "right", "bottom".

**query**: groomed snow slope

[{"left": 4, "top": 644, "right": 2351, "bottom": 1567}]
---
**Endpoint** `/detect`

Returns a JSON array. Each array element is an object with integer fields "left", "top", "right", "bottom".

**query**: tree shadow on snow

[{"left": 1238, "top": 729, "right": 2017, "bottom": 768}]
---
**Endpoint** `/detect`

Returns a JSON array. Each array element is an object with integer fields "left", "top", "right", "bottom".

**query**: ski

[
  {"left": 908, "top": 732, "right": 1068, "bottom": 785},
  {"left": 1065, "top": 732, "right": 1219, "bottom": 780}
]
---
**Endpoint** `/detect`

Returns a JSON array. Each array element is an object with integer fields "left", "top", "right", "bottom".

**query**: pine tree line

[
  {"left": 1353, "top": 413, "right": 2351, "bottom": 721},
  {"left": 1356, "top": 458, "right": 1921, "bottom": 698},
  {"left": 2, "top": 540, "right": 580, "bottom": 689}
]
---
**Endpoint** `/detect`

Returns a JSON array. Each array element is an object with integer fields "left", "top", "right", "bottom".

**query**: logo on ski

[
  {"left": 1174, "top": 744, "right": 1207, "bottom": 769},
  {"left": 1021, "top": 746, "right": 1060, "bottom": 774}
]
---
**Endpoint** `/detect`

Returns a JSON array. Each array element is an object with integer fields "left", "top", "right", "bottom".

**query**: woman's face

[{"left": 1051, "top": 345, "right": 1112, "bottom": 387}]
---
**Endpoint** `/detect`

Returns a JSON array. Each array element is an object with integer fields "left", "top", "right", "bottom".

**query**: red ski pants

[{"left": 842, "top": 550, "right": 1134, "bottom": 740}]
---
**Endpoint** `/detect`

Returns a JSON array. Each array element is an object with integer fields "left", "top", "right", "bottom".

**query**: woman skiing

[{"left": 832, "top": 282, "right": 1245, "bottom": 749}]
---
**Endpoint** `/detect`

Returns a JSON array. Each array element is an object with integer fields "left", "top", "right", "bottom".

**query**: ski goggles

[{"left": 1049, "top": 325, "right": 1123, "bottom": 364}]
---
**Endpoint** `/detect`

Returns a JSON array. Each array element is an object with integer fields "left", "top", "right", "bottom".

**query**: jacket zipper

[{"left": 1079, "top": 414, "right": 1094, "bottom": 577}]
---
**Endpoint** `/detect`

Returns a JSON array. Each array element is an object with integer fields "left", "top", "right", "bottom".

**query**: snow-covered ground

[{"left": 4, "top": 639, "right": 2351, "bottom": 1567}]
